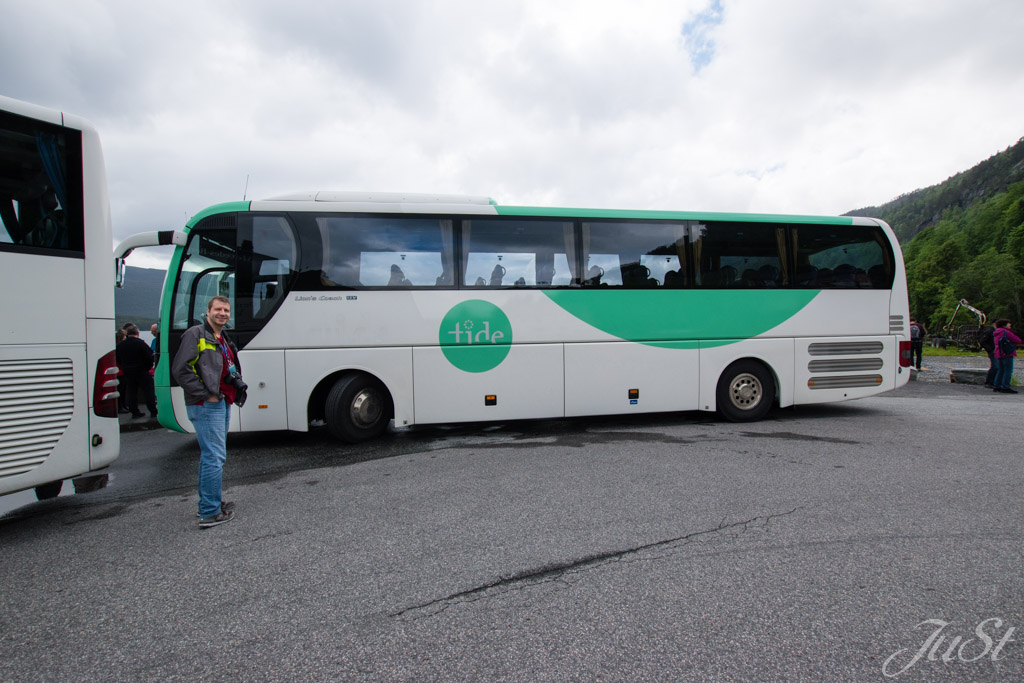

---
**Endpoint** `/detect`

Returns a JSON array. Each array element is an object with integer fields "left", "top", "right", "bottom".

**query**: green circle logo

[{"left": 439, "top": 300, "right": 513, "bottom": 372}]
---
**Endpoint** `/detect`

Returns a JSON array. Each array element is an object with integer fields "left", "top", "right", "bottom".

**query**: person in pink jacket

[{"left": 992, "top": 319, "right": 1021, "bottom": 394}]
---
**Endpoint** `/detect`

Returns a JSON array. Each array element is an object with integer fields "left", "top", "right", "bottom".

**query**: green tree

[{"left": 982, "top": 253, "right": 1024, "bottom": 321}]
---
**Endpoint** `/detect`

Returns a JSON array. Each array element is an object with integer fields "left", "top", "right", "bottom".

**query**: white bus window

[
  {"left": 794, "top": 225, "right": 892, "bottom": 289},
  {"left": 0, "top": 112, "right": 84, "bottom": 253},
  {"left": 462, "top": 219, "right": 576, "bottom": 288},
  {"left": 318, "top": 216, "right": 453, "bottom": 288},
  {"left": 248, "top": 216, "right": 297, "bottom": 319},
  {"left": 173, "top": 227, "right": 237, "bottom": 329},
  {"left": 582, "top": 221, "right": 689, "bottom": 289},
  {"left": 695, "top": 222, "right": 786, "bottom": 289}
]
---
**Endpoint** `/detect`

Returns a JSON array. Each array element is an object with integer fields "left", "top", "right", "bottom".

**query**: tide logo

[{"left": 439, "top": 300, "right": 513, "bottom": 372}]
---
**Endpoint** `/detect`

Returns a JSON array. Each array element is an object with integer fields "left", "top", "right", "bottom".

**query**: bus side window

[
  {"left": 249, "top": 216, "right": 297, "bottom": 320},
  {"left": 0, "top": 115, "right": 84, "bottom": 253},
  {"left": 172, "top": 223, "right": 237, "bottom": 330},
  {"left": 794, "top": 224, "right": 893, "bottom": 289},
  {"left": 695, "top": 222, "right": 784, "bottom": 289},
  {"left": 315, "top": 216, "right": 454, "bottom": 289},
  {"left": 461, "top": 219, "right": 575, "bottom": 288},
  {"left": 583, "top": 220, "right": 688, "bottom": 289}
]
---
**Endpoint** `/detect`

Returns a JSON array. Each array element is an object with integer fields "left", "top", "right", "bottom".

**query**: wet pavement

[
  {"left": 117, "top": 409, "right": 162, "bottom": 433},
  {"left": 2, "top": 375, "right": 1022, "bottom": 681}
]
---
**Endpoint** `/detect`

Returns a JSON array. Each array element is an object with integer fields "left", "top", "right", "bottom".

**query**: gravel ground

[{"left": 912, "top": 353, "right": 1021, "bottom": 384}]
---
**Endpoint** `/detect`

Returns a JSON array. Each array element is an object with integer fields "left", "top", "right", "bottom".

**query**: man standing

[
  {"left": 116, "top": 324, "right": 157, "bottom": 419},
  {"left": 171, "top": 296, "right": 246, "bottom": 528},
  {"left": 908, "top": 317, "right": 927, "bottom": 371}
]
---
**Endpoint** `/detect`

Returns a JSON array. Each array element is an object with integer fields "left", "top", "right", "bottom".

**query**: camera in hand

[{"left": 226, "top": 372, "right": 248, "bottom": 407}]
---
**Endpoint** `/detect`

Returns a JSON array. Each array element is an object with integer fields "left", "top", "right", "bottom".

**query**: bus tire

[
  {"left": 34, "top": 480, "right": 63, "bottom": 500},
  {"left": 325, "top": 374, "right": 391, "bottom": 443},
  {"left": 716, "top": 360, "right": 774, "bottom": 423}
]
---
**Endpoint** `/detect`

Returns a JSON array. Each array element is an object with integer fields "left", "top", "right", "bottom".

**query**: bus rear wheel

[
  {"left": 325, "top": 374, "right": 392, "bottom": 443},
  {"left": 716, "top": 360, "right": 774, "bottom": 423}
]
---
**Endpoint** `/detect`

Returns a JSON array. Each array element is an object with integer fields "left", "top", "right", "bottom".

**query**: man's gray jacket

[{"left": 170, "top": 320, "right": 241, "bottom": 405}]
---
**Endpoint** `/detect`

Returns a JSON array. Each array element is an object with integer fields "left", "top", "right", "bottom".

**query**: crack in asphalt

[
  {"left": 739, "top": 431, "right": 859, "bottom": 445},
  {"left": 429, "top": 429, "right": 702, "bottom": 453},
  {"left": 390, "top": 507, "right": 800, "bottom": 620}
]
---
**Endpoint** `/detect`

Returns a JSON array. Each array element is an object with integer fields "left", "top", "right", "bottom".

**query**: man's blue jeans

[
  {"left": 186, "top": 400, "right": 230, "bottom": 518},
  {"left": 993, "top": 356, "right": 1015, "bottom": 390}
]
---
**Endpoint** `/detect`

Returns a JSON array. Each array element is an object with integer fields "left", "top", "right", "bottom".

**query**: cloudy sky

[{"left": 3, "top": 0, "right": 1022, "bottom": 268}]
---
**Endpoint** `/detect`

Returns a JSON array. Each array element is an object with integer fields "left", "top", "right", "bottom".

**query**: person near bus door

[
  {"left": 150, "top": 323, "right": 160, "bottom": 370},
  {"left": 116, "top": 323, "right": 157, "bottom": 419},
  {"left": 171, "top": 295, "right": 248, "bottom": 528},
  {"left": 909, "top": 317, "right": 927, "bottom": 371}
]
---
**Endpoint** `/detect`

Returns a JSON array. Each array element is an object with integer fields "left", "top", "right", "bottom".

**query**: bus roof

[
  {"left": 190, "top": 191, "right": 871, "bottom": 227},
  {"left": 263, "top": 191, "right": 497, "bottom": 206}
]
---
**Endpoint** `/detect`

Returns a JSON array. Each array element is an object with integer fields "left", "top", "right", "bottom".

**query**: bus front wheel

[
  {"left": 325, "top": 374, "right": 392, "bottom": 443},
  {"left": 716, "top": 360, "right": 774, "bottom": 423}
]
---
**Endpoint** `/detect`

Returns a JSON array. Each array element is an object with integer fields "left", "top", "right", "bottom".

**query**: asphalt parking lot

[{"left": 1, "top": 368, "right": 1021, "bottom": 681}]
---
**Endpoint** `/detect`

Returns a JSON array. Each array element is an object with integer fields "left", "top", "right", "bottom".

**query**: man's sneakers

[
  {"left": 198, "top": 501, "right": 236, "bottom": 528},
  {"left": 199, "top": 510, "right": 234, "bottom": 528}
]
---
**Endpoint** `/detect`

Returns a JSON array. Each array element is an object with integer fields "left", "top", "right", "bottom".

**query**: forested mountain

[
  {"left": 847, "top": 137, "right": 1024, "bottom": 243},
  {"left": 847, "top": 137, "right": 1024, "bottom": 332}
]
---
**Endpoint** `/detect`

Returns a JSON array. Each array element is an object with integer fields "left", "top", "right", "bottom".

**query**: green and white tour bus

[{"left": 135, "top": 192, "right": 911, "bottom": 442}]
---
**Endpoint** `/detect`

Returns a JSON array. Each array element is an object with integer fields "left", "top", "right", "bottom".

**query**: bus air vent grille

[
  {"left": 889, "top": 315, "right": 905, "bottom": 333},
  {"left": 0, "top": 358, "right": 74, "bottom": 480},
  {"left": 195, "top": 214, "right": 237, "bottom": 230},
  {"left": 808, "top": 358, "right": 884, "bottom": 373},
  {"left": 808, "top": 342, "right": 884, "bottom": 356},
  {"left": 808, "top": 375, "right": 884, "bottom": 390}
]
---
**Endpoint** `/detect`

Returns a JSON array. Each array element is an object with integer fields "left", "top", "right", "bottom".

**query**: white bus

[
  {"left": 142, "top": 192, "right": 910, "bottom": 442},
  {"left": 0, "top": 96, "right": 120, "bottom": 498}
]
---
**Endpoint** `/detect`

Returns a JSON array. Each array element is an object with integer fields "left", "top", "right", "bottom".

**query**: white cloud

[{"left": 3, "top": 0, "right": 1023, "bottom": 269}]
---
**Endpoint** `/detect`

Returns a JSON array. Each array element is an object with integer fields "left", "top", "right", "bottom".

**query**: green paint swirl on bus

[{"left": 541, "top": 289, "right": 820, "bottom": 348}]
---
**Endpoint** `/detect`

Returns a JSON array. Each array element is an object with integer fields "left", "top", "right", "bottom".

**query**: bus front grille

[{"left": 0, "top": 359, "right": 74, "bottom": 480}]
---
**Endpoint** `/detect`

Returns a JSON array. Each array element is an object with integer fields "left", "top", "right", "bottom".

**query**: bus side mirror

[
  {"left": 115, "top": 256, "right": 126, "bottom": 288},
  {"left": 113, "top": 229, "right": 187, "bottom": 288}
]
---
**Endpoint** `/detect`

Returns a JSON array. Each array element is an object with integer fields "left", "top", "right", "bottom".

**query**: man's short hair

[
  {"left": 207, "top": 295, "right": 231, "bottom": 311},
  {"left": 124, "top": 324, "right": 140, "bottom": 336}
]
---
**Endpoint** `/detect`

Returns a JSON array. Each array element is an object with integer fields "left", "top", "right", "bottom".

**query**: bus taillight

[
  {"left": 94, "top": 350, "right": 120, "bottom": 418},
  {"left": 898, "top": 341, "right": 912, "bottom": 367}
]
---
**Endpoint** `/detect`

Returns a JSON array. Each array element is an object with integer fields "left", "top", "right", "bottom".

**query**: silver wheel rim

[
  {"left": 728, "top": 373, "right": 763, "bottom": 410},
  {"left": 350, "top": 388, "right": 384, "bottom": 428}
]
